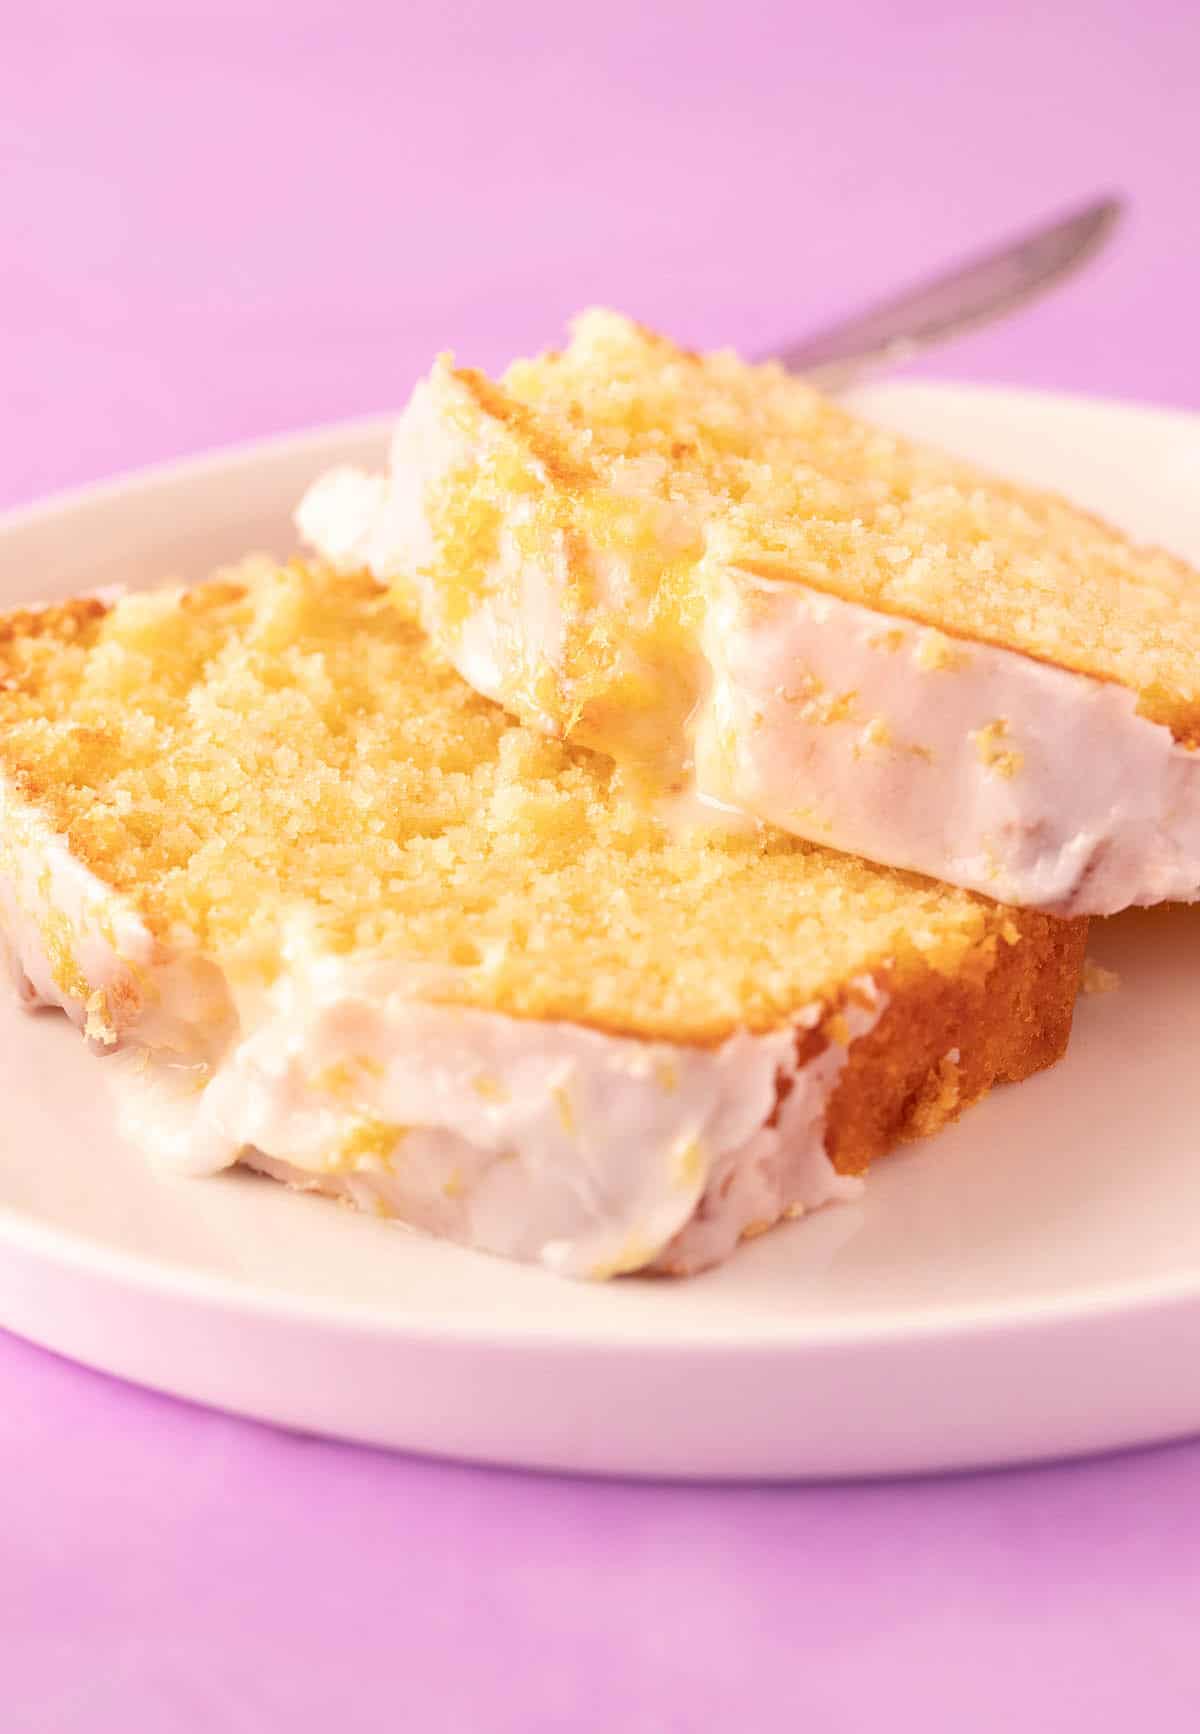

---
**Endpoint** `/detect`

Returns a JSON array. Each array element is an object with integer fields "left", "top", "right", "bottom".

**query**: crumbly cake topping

[{"left": 0, "top": 558, "right": 1030, "bottom": 1043}]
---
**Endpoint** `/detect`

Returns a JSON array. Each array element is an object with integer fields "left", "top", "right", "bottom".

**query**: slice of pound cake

[
  {"left": 0, "top": 559, "right": 1085, "bottom": 1277},
  {"left": 298, "top": 309, "right": 1200, "bottom": 915}
]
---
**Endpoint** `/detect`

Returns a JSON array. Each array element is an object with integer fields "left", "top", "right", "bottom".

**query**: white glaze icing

[
  {"left": 293, "top": 468, "right": 389, "bottom": 575},
  {"left": 0, "top": 771, "right": 154, "bottom": 1041},
  {"left": 694, "top": 565, "right": 1200, "bottom": 915},
  {"left": 0, "top": 773, "right": 242, "bottom": 1062},
  {"left": 298, "top": 379, "right": 573, "bottom": 730},
  {"left": 0, "top": 788, "right": 876, "bottom": 1277},
  {"left": 172, "top": 953, "right": 877, "bottom": 1278},
  {"left": 297, "top": 440, "right": 1200, "bottom": 916}
]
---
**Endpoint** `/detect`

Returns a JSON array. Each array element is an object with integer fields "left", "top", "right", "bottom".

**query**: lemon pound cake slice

[
  {"left": 0, "top": 560, "right": 1085, "bottom": 1278},
  {"left": 298, "top": 310, "right": 1200, "bottom": 916}
]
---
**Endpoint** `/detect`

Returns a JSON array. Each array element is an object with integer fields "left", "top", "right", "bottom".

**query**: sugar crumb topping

[{"left": 971, "top": 718, "right": 1024, "bottom": 780}]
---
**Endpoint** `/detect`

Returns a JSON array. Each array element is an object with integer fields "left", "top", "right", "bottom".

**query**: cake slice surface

[
  {"left": 298, "top": 311, "right": 1200, "bottom": 915},
  {"left": 0, "top": 559, "right": 1085, "bottom": 1276}
]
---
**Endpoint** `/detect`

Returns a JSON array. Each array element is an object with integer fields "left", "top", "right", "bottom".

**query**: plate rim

[{"left": 5, "top": 1179, "right": 1200, "bottom": 1348}]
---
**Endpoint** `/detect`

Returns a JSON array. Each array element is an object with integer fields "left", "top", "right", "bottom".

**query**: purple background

[{"left": 3, "top": 1, "right": 1200, "bottom": 1726}]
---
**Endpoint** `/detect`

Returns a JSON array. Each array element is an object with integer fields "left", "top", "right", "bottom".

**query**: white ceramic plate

[{"left": 3, "top": 383, "right": 1200, "bottom": 1482}]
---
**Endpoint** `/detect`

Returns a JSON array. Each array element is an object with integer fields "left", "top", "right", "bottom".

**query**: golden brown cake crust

[
  {"left": 652, "top": 910, "right": 1085, "bottom": 1274},
  {"left": 0, "top": 595, "right": 108, "bottom": 648},
  {"left": 823, "top": 908, "right": 1087, "bottom": 1175}
]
